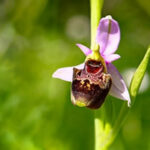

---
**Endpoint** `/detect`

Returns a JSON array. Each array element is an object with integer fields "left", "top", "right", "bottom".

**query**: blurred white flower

[
  {"left": 122, "top": 68, "right": 149, "bottom": 93},
  {"left": 66, "top": 15, "right": 90, "bottom": 40},
  {"left": 0, "top": 24, "right": 15, "bottom": 54}
]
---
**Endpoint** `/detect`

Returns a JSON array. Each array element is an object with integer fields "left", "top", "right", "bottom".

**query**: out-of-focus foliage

[{"left": 0, "top": 0, "right": 149, "bottom": 150}]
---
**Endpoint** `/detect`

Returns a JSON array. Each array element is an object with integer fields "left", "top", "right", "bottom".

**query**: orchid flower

[{"left": 52, "top": 15, "right": 130, "bottom": 109}]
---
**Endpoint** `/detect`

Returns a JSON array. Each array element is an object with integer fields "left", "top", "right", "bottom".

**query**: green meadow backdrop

[{"left": 0, "top": 0, "right": 150, "bottom": 149}]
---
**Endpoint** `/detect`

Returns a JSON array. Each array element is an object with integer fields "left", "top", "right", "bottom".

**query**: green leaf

[
  {"left": 109, "top": 46, "right": 150, "bottom": 148},
  {"left": 130, "top": 46, "right": 150, "bottom": 100}
]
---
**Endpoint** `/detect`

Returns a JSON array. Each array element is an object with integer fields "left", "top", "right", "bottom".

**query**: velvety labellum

[{"left": 71, "top": 59, "right": 112, "bottom": 109}]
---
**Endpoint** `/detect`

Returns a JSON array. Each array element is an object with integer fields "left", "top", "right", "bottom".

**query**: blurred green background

[{"left": 0, "top": 0, "right": 150, "bottom": 149}]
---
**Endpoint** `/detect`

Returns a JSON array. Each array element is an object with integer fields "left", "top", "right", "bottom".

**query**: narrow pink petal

[
  {"left": 76, "top": 43, "right": 92, "bottom": 56},
  {"left": 106, "top": 63, "right": 131, "bottom": 106},
  {"left": 52, "top": 63, "right": 84, "bottom": 82},
  {"left": 96, "top": 15, "right": 120, "bottom": 55},
  {"left": 103, "top": 54, "right": 120, "bottom": 63}
]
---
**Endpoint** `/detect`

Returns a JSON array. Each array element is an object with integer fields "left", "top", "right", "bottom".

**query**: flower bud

[{"left": 71, "top": 59, "right": 112, "bottom": 109}]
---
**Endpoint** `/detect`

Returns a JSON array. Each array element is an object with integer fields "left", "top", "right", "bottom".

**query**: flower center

[
  {"left": 71, "top": 59, "right": 112, "bottom": 109},
  {"left": 86, "top": 59, "right": 104, "bottom": 74}
]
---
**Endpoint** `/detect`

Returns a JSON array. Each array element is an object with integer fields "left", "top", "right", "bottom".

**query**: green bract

[{"left": 130, "top": 46, "right": 150, "bottom": 101}]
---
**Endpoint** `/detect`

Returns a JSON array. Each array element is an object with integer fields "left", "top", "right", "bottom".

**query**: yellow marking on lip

[
  {"left": 76, "top": 101, "right": 86, "bottom": 107},
  {"left": 87, "top": 83, "right": 91, "bottom": 90},
  {"left": 81, "top": 80, "right": 84, "bottom": 85}
]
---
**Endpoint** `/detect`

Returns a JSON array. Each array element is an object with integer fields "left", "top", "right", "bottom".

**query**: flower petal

[
  {"left": 102, "top": 54, "right": 120, "bottom": 63},
  {"left": 52, "top": 63, "right": 84, "bottom": 82},
  {"left": 96, "top": 15, "right": 120, "bottom": 55},
  {"left": 106, "top": 63, "right": 131, "bottom": 106},
  {"left": 76, "top": 43, "right": 92, "bottom": 56}
]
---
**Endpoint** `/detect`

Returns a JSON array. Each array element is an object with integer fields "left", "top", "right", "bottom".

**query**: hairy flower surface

[{"left": 52, "top": 15, "right": 130, "bottom": 109}]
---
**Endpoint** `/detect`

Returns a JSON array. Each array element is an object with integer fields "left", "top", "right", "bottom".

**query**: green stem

[
  {"left": 95, "top": 117, "right": 106, "bottom": 150},
  {"left": 94, "top": 108, "right": 113, "bottom": 150},
  {"left": 90, "top": 0, "right": 107, "bottom": 149},
  {"left": 89, "top": 0, "right": 105, "bottom": 63},
  {"left": 90, "top": 0, "right": 103, "bottom": 50}
]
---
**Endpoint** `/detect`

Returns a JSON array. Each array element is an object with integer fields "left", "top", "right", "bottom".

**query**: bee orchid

[{"left": 52, "top": 15, "right": 130, "bottom": 109}]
